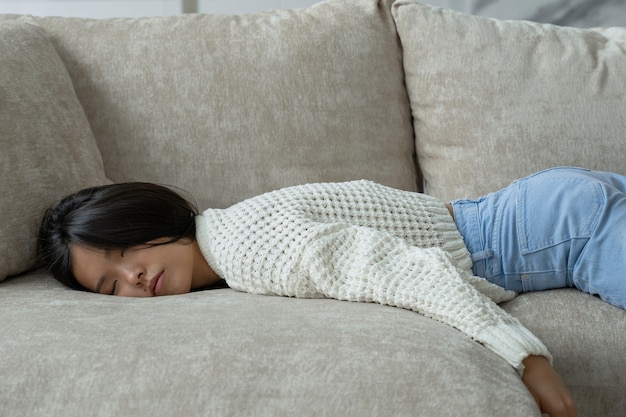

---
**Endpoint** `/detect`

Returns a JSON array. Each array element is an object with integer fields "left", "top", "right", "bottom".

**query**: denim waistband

[
  {"left": 451, "top": 200, "right": 491, "bottom": 263},
  {"left": 451, "top": 188, "right": 518, "bottom": 290}
]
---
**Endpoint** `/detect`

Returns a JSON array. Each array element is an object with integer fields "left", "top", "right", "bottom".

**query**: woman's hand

[{"left": 522, "top": 355, "right": 577, "bottom": 417}]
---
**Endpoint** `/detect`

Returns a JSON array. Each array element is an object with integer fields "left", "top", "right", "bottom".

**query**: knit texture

[{"left": 196, "top": 180, "right": 551, "bottom": 373}]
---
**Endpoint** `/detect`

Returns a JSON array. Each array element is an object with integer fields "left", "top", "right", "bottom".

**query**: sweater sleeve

[{"left": 300, "top": 223, "right": 552, "bottom": 375}]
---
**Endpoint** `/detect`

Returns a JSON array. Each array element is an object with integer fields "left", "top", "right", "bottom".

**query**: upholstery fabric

[
  {"left": 36, "top": 0, "right": 417, "bottom": 209},
  {"left": 503, "top": 290, "right": 626, "bottom": 416},
  {"left": 392, "top": 1, "right": 626, "bottom": 201},
  {"left": 0, "top": 272, "right": 541, "bottom": 417},
  {"left": 0, "top": 18, "right": 109, "bottom": 281}
]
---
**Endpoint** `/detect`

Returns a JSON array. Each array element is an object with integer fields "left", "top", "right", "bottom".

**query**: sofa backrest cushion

[
  {"left": 35, "top": 0, "right": 417, "bottom": 210},
  {"left": 393, "top": 1, "right": 626, "bottom": 201},
  {"left": 0, "top": 19, "right": 109, "bottom": 282}
]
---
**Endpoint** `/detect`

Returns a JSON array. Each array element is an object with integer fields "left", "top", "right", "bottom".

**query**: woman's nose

[{"left": 117, "top": 264, "right": 145, "bottom": 286}]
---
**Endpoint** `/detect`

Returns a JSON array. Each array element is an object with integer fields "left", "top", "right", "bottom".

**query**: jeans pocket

[{"left": 516, "top": 176, "right": 604, "bottom": 255}]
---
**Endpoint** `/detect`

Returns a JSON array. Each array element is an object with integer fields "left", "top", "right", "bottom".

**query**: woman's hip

[{"left": 451, "top": 167, "right": 624, "bottom": 293}]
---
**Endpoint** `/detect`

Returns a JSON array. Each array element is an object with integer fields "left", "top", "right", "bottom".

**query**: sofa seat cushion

[
  {"left": 393, "top": 1, "right": 626, "bottom": 201},
  {"left": 502, "top": 289, "right": 626, "bottom": 417},
  {"left": 0, "top": 271, "right": 541, "bottom": 417},
  {"left": 0, "top": 18, "right": 109, "bottom": 282}
]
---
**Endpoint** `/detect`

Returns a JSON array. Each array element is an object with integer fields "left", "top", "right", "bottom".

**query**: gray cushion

[
  {"left": 0, "top": 18, "right": 109, "bottom": 282},
  {"left": 393, "top": 1, "right": 626, "bottom": 201},
  {"left": 0, "top": 271, "right": 541, "bottom": 417},
  {"left": 502, "top": 289, "right": 626, "bottom": 417},
  {"left": 36, "top": 0, "right": 417, "bottom": 209}
]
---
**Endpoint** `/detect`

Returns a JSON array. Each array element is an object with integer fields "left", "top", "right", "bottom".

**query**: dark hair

[{"left": 37, "top": 182, "right": 198, "bottom": 291}]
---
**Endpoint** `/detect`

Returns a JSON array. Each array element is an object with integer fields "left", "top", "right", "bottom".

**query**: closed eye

[{"left": 111, "top": 280, "right": 118, "bottom": 296}]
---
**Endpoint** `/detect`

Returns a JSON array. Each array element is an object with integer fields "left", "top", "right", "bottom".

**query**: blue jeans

[{"left": 452, "top": 167, "right": 626, "bottom": 309}]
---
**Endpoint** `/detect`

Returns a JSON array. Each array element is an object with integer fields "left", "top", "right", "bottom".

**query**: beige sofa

[{"left": 2, "top": 1, "right": 625, "bottom": 416}]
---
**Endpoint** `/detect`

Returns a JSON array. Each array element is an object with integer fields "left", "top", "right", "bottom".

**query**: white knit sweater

[{"left": 196, "top": 180, "right": 551, "bottom": 374}]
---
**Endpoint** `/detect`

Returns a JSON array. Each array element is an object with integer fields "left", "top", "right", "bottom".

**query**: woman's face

[{"left": 70, "top": 239, "right": 195, "bottom": 297}]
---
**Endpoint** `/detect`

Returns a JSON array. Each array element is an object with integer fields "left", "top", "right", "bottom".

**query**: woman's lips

[{"left": 150, "top": 271, "right": 164, "bottom": 296}]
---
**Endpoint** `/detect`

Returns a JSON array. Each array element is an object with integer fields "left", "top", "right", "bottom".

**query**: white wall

[
  {"left": 0, "top": 0, "right": 462, "bottom": 18},
  {"left": 198, "top": 0, "right": 319, "bottom": 15},
  {"left": 0, "top": 0, "right": 182, "bottom": 17},
  {"left": 0, "top": 0, "right": 623, "bottom": 27}
]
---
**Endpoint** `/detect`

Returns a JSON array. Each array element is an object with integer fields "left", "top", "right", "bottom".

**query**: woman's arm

[
  {"left": 300, "top": 224, "right": 578, "bottom": 415},
  {"left": 300, "top": 224, "right": 577, "bottom": 415},
  {"left": 300, "top": 223, "right": 551, "bottom": 371}
]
